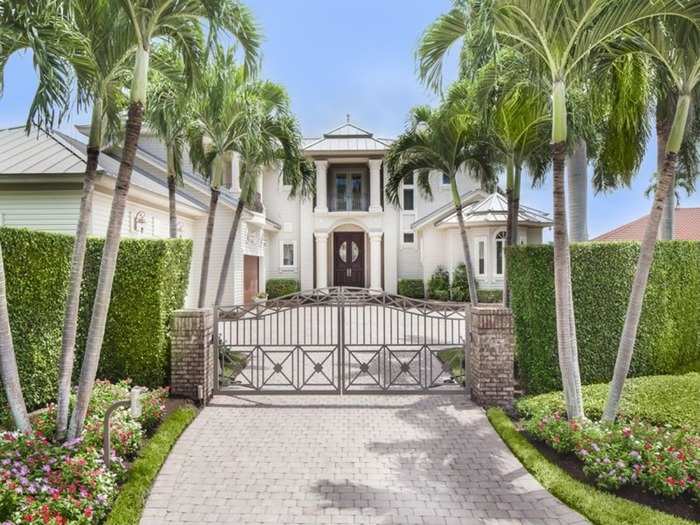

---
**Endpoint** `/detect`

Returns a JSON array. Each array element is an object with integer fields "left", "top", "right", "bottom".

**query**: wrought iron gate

[{"left": 215, "top": 287, "right": 468, "bottom": 394}]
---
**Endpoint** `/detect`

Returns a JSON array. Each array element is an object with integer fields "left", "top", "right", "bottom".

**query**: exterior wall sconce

[{"left": 103, "top": 387, "right": 142, "bottom": 468}]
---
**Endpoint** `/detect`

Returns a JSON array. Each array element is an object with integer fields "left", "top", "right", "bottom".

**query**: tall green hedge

[
  {"left": 508, "top": 241, "right": 700, "bottom": 394},
  {"left": 0, "top": 228, "right": 192, "bottom": 415}
]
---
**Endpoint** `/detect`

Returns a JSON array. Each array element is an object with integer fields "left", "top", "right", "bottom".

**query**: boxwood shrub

[
  {"left": 266, "top": 278, "right": 300, "bottom": 298},
  {"left": 0, "top": 228, "right": 192, "bottom": 417},
  {"left": 508, "top": 241, "right": 700, "bottom": 394},
  {"left": 397, "top": 279, "right": 425, "bottom": 299}
]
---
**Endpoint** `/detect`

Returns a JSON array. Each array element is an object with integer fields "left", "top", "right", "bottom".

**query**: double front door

[{"left": 333, "top": 232, "right": 365, "bottom": 287}]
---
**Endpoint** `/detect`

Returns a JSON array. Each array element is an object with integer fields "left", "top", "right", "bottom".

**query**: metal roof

[
  {"left": 0, "top": 126, "right": 99, "bottom": 175},
  {"left": 303, "top": 119, "right": 392, "bottom": 153},
  {"left": 436, "top": 192, "right": 552, "bottom": 228},
  {"left": 411, "top": 189, "right": 487, "bottom": 230}
]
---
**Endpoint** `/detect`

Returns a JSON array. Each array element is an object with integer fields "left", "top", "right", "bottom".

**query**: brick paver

[{"left": 141, "top": 395, "right": 588, "bottom": 525}]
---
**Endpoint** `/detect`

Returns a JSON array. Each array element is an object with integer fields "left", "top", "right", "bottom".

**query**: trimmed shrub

[
  {"left": 450, "top": 263, "right": 469, "bottom": 302},
  {"left": 508, "top": 242, "right": 700, "bottom": 394},
  {"left": 397, "top": 278, "right": 425, "bottom": 299},
  {"left": 516, "top": 373, "right": 700, "bottom": 429},
  {"left": 427, "top": 266, "right": 450, "bottom": 300},
  {"left": 477, "top": 289, "right": 503, "bottom": 303},
  {"left": 0, "top": 228, "right": 192, "bottom": 417},
  {"left": 76, "top": 237, "right": 191, "bottom": 388},
  {"left": 266, "top": 278, "right": 300, "bottom": 298}
]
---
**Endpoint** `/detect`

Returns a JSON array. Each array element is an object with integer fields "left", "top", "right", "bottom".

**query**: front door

[
  {"left": 243, "top": 255, "right": 259, "bottom": 304},
  {"left": 333, "top": 232, "right": 365, "bottom": 287}
]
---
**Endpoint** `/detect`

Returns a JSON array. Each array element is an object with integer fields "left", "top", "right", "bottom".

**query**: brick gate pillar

[
  {"left": 469, "top": 305, "right": 515, "bottom": 408},
  {"left": 170, "top": 309, "right": 215, "bottom": 403}
]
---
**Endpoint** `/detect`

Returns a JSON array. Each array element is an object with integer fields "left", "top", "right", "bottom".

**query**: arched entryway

[{"left": 329, "top": 224, "right": 368, "bottom": 288}]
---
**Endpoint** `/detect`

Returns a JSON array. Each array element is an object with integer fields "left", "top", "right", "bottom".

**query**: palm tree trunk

[
  {"left": 552, "top": 141, "right": 585, "bottom": 419},
  {"left": 198, "top": 188, "right": 220, "bottom": 307},
  {"left": 0, "top": 242, "right": 31, "bottom": 432},
  {"left": 167, "top": 145, "right": 178, "bottom": 239},
  {"left": 55, "top": 99, "right": 103, "bottom": 440},
  {"left": 504, "top": 158, "right": 515, "bottom": 307},
  {"left": 566, "top": 138, "right": 588, "bottom": 242},
  {"left": 504, "top": 164, "right": 522, "bottom": 307},
  {"left": 450, "top": 175, "right": 478, "bottom": 305},
  {"left": 511, "top": 165, "right": 521, "bottom": 245},
  {"left": 657, "top": 115, "right": 673, "bottom": 240},
  {"left": 602, "top": 94, "right": 690, "bottom": 422},
  {"left": 215, "top": 199, "right": 245, "bottom": 306},
  {"left": 67, "top": 101, "right": 145, "bottom": 439}
]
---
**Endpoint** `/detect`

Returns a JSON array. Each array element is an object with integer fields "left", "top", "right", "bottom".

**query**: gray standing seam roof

[{"left": 0, "top": 127, "right": 93, "bottom": 175}]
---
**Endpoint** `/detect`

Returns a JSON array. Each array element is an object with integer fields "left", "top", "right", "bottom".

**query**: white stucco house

[{"left": 0, "top": 119, "right": 551, "bottom": 306}]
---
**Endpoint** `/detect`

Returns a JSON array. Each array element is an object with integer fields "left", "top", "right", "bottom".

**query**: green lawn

[
  {"left": 516, "top": 373, "right": 700, "bottom": 430},
  {"left": 106, "top": 405, "right": 197, "bottom": 525}
]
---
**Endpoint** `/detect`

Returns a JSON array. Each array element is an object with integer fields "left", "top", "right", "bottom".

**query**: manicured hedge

[
  {"left": 508, "top": 241, "right": 700, "bottom": 394},
  {"left": 0, "top": 228, "right": 192, "bottom": 416},
  {"left": 397, "top": 279, "right": 425, "bottom": 299},
  {"left": 266, "top": 278, "right": 300, "bottom": 298},
  {"left": 516, "top": 373, "right": 700, "bottom": 429},
  {"left": 477, "top": 289, "right": 503, "bottom": 303}
]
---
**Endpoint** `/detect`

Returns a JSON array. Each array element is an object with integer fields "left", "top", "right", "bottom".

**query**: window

[
  {"left": 402, "top": 174, "right": 415, "bottom": 211},
  {"left": 330, "top": 168, "right": 368, "bottom": 211},
  {"left": 403, "top": 232, "right": 415, "bottom": 244},
  {"left": 280, "top": 241, "right": 296, "bottom": 269},
  {"left": 495, "top": 231, "right": 506, "bottom": 276},
  {"left": 442, "top": 173, "right": 450, "bottom": 186},
  {"left": 476, "top": 237, "right": 487, "bottom": 277}
]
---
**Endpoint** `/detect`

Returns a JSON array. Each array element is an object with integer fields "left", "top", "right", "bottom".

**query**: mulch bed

[{"left": 527, "top": 434, "right": 699, "bottom": 522}]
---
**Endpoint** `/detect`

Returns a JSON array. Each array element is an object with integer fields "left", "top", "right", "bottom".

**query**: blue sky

[{"left": 1, "top": 0, "right": 697, "bottom": 239}]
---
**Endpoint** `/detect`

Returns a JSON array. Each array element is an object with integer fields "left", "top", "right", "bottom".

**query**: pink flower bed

[
  {"left": 0, "top": 381, "right": 168, "bottom": 524},
  {"left": 525, "top": 412, "right": 700, "bottom": 502}
]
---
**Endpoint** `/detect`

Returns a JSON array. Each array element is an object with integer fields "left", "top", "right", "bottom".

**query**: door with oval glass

[{"left": 333, "top": 232, "right": 365, "bottom": 287}]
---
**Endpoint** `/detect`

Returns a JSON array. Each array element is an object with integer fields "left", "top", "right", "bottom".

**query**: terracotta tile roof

[{"left": 594, "top": 208, "right": 700, "bottom": 241}]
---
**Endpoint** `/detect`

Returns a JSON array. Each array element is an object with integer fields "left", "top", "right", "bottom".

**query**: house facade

[
  {"left": 0, "top": 119, "right": 551, "bottom": 306},
  {"left": 262, "top": 119, "right": 550, "bottom": 295}
]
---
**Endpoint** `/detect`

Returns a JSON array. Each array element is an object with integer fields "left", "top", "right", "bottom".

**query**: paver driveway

[{"left": 141, "top": 395, "right": 587, "bottom": 525}]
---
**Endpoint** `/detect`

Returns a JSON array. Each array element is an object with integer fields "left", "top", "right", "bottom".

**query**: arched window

[{"left": 495, "top": 231, "right": 507, "bottom": 276}]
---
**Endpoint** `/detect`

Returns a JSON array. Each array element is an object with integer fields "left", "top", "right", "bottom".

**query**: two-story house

[{"left": 0, "top": 118, "right": 551, "bottom": 306}]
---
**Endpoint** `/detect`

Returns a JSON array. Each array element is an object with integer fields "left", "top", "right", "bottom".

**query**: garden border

[
  {"left": 487, "top": 408, "right": 694, "bottom": 525},
  {"left": 105, "top": 405, "right": 198, "bottom": 525}
]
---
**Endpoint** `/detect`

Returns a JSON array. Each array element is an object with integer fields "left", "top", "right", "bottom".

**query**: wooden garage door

[{"left": 243, "top": 255, "right": 259, "bottom": 304}]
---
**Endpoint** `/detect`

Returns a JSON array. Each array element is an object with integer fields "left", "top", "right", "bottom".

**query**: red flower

[
  {"left": 666, "top": 477, "right": 675, "bottom": 486},
  {"left": 84, "top": 506, "right": 94, "bottom": 518}
]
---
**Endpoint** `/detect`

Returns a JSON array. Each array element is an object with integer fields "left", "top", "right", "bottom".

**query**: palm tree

[
  {"left": 462, "top": 54, "right": 551, "bottom": 305},
  {"left": 0, "top": 0, "right": 82, "bottom": 432},
  {"left": 146, "top": 45, "right": 194, "bottom": 238},
  {"left": 491, "top": 0, "right": 695, "bottom": 419},
  {"left": 55, "top": 0, "right": 134, "bottom": 441},
  {"left": 188, "top": 47, "right": 244, "bottom": 308},
  {"left": 385, "top": 104, "right": 497, "bottom": 305},
  {"left": 68, "top": 0, "right": 261, "bottom": 439},
  {"left": 603, "top": 17, "right": 700, "bottom": 422},
  {"left": 212, "top": 86, "right": 312, "bottom": 306}
]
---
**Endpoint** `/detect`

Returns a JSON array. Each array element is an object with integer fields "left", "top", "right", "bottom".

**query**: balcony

[{"left": 327, "top": 170, "right": 369, "bottom": 212}]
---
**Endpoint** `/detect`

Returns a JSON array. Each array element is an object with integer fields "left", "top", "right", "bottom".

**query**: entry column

[
  {"left": 369, "top": 231, "right": 383, "bottom": 291},
  {"left": 315, "top": 232, "right": 329, "bottom": 288},
  {"left": 368, "top": 159, "right": 383, "bottom": 213},
  {"left": 314, "top": 160, "right": 328, "bottom": 213}
]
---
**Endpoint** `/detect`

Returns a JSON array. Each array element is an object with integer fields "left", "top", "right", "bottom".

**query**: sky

[{"left": 1, "top": 0, "right": 698, "bottom": 240}]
